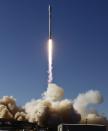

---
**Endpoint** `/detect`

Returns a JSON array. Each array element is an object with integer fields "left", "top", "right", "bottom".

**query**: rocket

[{"left": 49, "top": 5, "right": 52, "bottom": 39}]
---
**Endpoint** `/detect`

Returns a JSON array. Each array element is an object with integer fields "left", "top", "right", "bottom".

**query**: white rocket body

[{"left": 49, "top": 5, "right": 52, "bottom": 39}]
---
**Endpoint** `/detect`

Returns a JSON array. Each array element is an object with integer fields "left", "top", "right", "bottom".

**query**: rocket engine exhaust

[
  {"left": 48, "top": 5, "right": 53, "bottom": 83},
  {"left": 48, "top": 39, "right": 53, "bottom": 83}
]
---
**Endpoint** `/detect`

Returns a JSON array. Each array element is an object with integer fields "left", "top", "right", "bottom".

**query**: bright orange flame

[{"left": 48, "top": 39, "right": 53, "bottom": 83}]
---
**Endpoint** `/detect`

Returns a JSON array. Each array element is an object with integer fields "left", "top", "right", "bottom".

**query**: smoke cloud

[
  {"left": 43, "top": 83, "right": 64, "bottom": 101},
  {"left": 81, "top": 113, "right": 108, "bottom": 124},
  {"left": 25, "top": 83, "right": 81, "bottom": 126},
  {"left": 73, "top": 90, "right": 108, "bottom": 127},
  {"left": 73, "top": 90, "right": 103, "bottom": 116},
  {"left": 24, "top": 83, "right": 108, "bottom": 127},
  {"left": 0, "top": 96, "right": 27, "bottom": 121},
  {"left": 0, "top": 83, "right": 107, "bottom": 128}
]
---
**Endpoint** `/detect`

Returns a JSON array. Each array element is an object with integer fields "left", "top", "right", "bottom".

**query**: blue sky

[{"left": 0, "top": 0, "right": 108, "bottom": 116}]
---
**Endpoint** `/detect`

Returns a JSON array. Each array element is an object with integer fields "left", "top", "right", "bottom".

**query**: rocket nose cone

[
  {"left": 49, "top": 5, "right": 52, "bottom": 11},
  {"left": 49, "top": 5, "right": 50, "bottom": 10}
]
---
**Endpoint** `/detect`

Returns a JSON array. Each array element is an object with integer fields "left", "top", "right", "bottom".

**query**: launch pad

[
  {"left": 0, "top": 118, "right": 36, "bottom": 130},
  {"left": 0, "top": 119, "right": 106, "bottom": 131}
]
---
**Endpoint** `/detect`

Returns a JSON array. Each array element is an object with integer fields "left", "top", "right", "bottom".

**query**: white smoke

[
  {"left": 42, "top": 83, "right": 64, "bottom": 101},
  {"left": 0, "top": 84, "right": 107, "bottom": 128},
  {"left": 24, "top": 83, "right": 81, "bottom": 126},
  {"left": 73, "top": 90, "right": 103, "bottom": 116},
  {"left": 24, "top": 83, "right": 108, "bottom": 127},
  {"left": 73, "top": 90, "right": 108, "bottom": 127}
]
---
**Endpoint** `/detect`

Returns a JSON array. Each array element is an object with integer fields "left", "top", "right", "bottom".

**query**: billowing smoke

[
  {"left": 42, "top": 83, "right": 64, "bottom": 101},
  {"left": 24, "top": 83, "right": 108, "bottom": 127},
  {"left": 0, "top": 83, "right": 107, "bottom": 128},
  {"left": 0, "top": 96, "right": 27, "bottom": 121},
  {"left": 25, "top": 83, "right": 81, "bottom": 127},
  {"left": 81, "top": 113, "right": 108, "bottom": 125},
  {"left": 73, "top": 90, "right": 108, "bottom": 126},
  {"left": 73, "top": 90, "right": 103, "bottom": 116}
]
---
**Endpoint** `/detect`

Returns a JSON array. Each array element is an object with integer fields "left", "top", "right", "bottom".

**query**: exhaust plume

[{"left": 48, "top": 39, "right": 53, "bottom": 83}]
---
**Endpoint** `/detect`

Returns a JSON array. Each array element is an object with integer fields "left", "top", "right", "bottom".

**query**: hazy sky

[{"left": 0, "top": 0, "right": 108, "bottom": 116}]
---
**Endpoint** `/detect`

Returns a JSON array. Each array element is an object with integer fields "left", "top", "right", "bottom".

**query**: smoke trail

[{"left": 48, "top": 39, "right": 53, "bottom": 83}]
